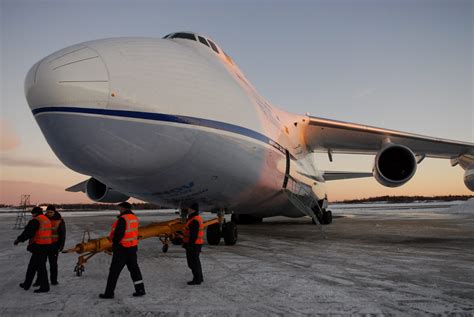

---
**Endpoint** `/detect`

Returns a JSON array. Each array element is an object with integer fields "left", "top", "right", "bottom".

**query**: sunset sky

[{"left": 1, "top": 0, "right": 472, "bottom": 205}]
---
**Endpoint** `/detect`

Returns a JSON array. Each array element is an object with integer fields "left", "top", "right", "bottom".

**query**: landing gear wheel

[
  {"left": 74, "top": 264, "right": 84, "bottom": 277},
  {"left": 322, "top": 210, "right": 332, "bottom": 225},
  {"left": 222, "top": 221, "right": 238, "bottom": 245},
  {"left": 206, "top": 223, "right": 221, "bottom": 245},
  {"left": 312, "top": 210, "right": 332, "bottom": 225},
  {"left": 162, "top": 244, "right": 169, "bottom": 253}
]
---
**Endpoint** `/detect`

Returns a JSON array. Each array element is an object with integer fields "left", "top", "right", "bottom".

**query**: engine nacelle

[
  {"left": 85, "top": 178, "right": 130, "bottom": 203},
  {"left": 373, "top": 144, "right": 417, "bottom": 187},
  {"left": 464, "top": 168, "right": 474, "bottom": 191}
]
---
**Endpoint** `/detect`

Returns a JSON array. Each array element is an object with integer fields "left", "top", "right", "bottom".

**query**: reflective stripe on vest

[
  {"left": 183, "top": 215, "right": 204, "bottom": 245},
  {"left": 50, "top": 219, "right": 61, "bottom": 243},
  {"left": 109, "top": 214, "right": 139, "bottom": 247},
  {"left": 32, "top": 214, "right": 53, "bottom": 245}
]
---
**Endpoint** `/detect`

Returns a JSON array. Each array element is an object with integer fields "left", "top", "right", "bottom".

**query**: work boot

[
  {"left": 187, "top": 280, "right": 201, "bottom": 285},
  {"left": 19, "top": 283, "right": 29, "bottom": 290},
  {"left": 132, "top": 283, "right": 146, "bottom": 297},
  {"left": 99, "top": 293, "right": 114, "bottom": 299},
  {"left": 34, "top": 288, "right": 49, "bottom": 293},
  {"left": 51, "top": 281, "right": 58, "bottom": 286}
]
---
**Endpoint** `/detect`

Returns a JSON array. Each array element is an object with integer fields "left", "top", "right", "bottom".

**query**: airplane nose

[{"left": 25, "top": 45, "right": 109, "bottom": 110}]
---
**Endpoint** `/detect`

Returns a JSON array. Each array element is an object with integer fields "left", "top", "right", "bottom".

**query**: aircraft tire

[
  {"left": 311, "top": 210, "right": 332, "bottom": 225},
  {"left": 323, "top": 210, "right": 333, "bottom": 225},
  {"left": 223, "top": 221, "right": 238, "bottom": 245},
  {"left": 207, "top": 223, "right": 221, "bottom": 245}
]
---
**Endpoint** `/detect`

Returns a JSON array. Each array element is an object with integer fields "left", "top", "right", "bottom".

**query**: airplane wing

[
  {"left": 65, "top": 180, "right": 87, "bottom": 193},
  {"left": 304, "top": 116, "right": 474, "bottom": 158},
  {"left": 298, "top": 171, "right": 373, "bottom": 181},
  {"left": 321, "top": 171, "right": 373, "bottom": 181}
]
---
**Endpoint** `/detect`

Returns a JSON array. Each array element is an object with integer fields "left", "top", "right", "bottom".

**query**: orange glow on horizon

[{"left": 0, "top": 155, "right": 471, "bottom": 205}]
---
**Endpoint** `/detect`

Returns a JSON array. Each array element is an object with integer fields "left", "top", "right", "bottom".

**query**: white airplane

[{"left": 25, "top": 31, "right": 474, "bottom": 232}]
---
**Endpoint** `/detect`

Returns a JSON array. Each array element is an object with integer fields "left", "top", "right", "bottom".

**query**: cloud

[
  {"left": 0, "top": 156, "right": 63, "bottom": 168},
  {"left": 0, "top": 120, "right": 20, "bottom": 151}
]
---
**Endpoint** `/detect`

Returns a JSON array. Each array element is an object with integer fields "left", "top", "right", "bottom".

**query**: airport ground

[{"left": 0, "top": 201, "right": 473, "bottom": 316}]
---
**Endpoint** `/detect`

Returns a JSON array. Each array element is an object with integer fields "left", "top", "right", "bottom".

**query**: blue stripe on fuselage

[{"left": 32, "top": 106, "right": 292, "bottom": 157}]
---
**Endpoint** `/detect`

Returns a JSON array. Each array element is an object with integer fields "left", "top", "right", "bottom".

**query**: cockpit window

[
  {"left": 170, "top": 32, "right": 196, "bottom": 41},
  {"left": 198, "top": 36, "right": 210, "bottom": 47},
  {"left": 207, "top": 40, "right": 219, "bottom": 54},
  {"left": 164, "top": 32, "right": 222, "bottom": 56}
]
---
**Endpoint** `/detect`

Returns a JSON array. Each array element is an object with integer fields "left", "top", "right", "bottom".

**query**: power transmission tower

[{"left": 13, "top": 195, "right": 30, "bottom": 229}]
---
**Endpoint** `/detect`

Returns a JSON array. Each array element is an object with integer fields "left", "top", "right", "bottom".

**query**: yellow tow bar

[{"left": 63, "top": 218, "right": 219, "bottom": 276}]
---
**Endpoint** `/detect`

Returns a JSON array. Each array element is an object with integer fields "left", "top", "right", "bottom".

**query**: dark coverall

[
  {"left": 184, "top": 212, "right": 203, "bottom": 283},
  {"left": 35, "top": 212, "right": 66, "bottom": 285},
  {"left": 104, "top": 210, "right": 144, "bottom": 296},
  {"left": 16, "top": 218, "right": 50, "bottom": 290}
]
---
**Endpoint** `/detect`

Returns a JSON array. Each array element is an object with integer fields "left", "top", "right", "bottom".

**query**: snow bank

[{"left": 446, "top": 198, "right": 474, "bottom": 214}]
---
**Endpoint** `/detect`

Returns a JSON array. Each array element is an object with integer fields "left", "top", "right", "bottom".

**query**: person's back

[{"left": 99, "top": 202, "right": 145, "bottom": 299}]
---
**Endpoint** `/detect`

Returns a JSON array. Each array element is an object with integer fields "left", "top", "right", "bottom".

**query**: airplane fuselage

[{"left": 25, "top": 36, "right": 325, "bottom": 217}]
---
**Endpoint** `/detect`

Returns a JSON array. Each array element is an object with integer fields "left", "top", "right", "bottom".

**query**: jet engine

[
  {"left": 373, "top": 144, "right": 417, "bottom": 187},
  {"left": 464, "top": 168, "right": 474, "bottom": 191},
  {"left": 85, "top": 178, "right": 130, "bottom": 203}
]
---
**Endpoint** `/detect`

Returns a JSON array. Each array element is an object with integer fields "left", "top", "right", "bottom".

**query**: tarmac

[{"left": 0, "top": 201, "right": 473, "bottom": 316}]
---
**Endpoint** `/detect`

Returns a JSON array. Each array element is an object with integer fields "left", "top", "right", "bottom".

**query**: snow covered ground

[{"left": 1, "top": 200, "right": 473, "bottom": 316}]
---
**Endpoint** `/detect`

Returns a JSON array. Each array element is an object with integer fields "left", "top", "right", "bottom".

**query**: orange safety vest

[
  {"left": 183, "top": 214, "right": 204, "bottom": 245},
  {"left": 109, "top": 213, "right": 139, "bottom": 247},
  {"left": 31, "top": 214, "right": 53, "bottom": 245},
  {"left": 50, "top": 219, "right": 61, "bottom": 243}
]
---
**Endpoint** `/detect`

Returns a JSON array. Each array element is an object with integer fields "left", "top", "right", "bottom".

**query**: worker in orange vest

[
  {"left": 33, "top": 205, "right": 66, "bottom": 286},
  {"left": 182, "top": 202, "right": 205, "bottom": 285},
  {"left": 99, "top": 201, "right": 145, "bottom": 299},
  {"left": 14, "top": 206, "right": 52, "bottom": 293}
]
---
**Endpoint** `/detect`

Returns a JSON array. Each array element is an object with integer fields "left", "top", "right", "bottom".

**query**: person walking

[
  {"left": 182, "top": 203, "right": 204, "bottom": 285},
  {"left": 14, "top": 206, "right": 52, "bottom": 293},
  {"left": 33, "top": 205, "right": 66, "bottom": 286},
  {"left": 99, "top": 202, "right": 145, "bottom": 299}
]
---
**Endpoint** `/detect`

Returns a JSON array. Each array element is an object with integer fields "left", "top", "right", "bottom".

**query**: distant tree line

[
  {"left": 3, "top": 202, "right": 162, "bottom": 210},
  {"left": 2, "top": 195, "right": 473, "bottom": 209},
  {"left": 335, "top": 195, "right": 473, "bottom": 204}
]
